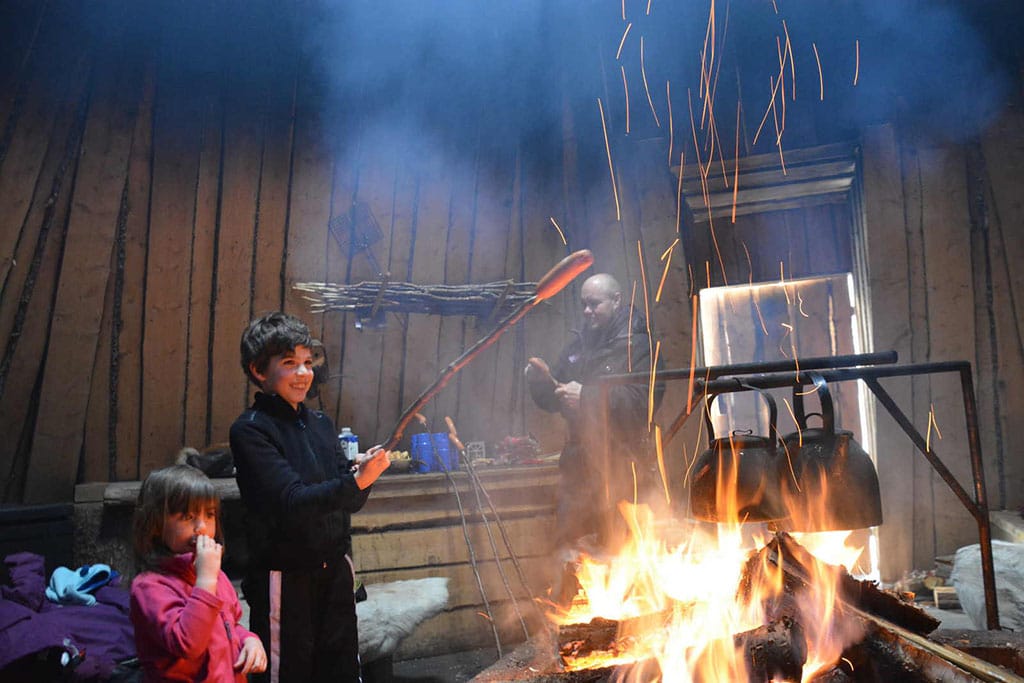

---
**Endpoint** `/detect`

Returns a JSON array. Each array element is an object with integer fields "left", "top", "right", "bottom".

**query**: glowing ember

[
  {"left": 812, "top": 42, "right": 824, "bottom": 101},
  {"left": 666, "top": 81, "right": 674, "bottom": 166},
  {"left": 622, "top": 66, "right": 632, "bottom": 134},
  {"left": 640, "top": 35, "right": 661, "bottom": 128},
  {"left": 548, "top": 217, "right": 568, "bottom": 245},
  {"left": 597, "top": 97, "right": 622, "bottom": 221},
  {"left": 616, "top": 22, "right": 633, "bottom": 60}
]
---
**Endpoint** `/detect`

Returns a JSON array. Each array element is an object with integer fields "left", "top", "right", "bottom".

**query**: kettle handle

[
  {"left": 704, "top": 381, "right": 779, "bottom": 446},
  {"left": 792, "top": 372, "right": 835, "bottom": 434}
]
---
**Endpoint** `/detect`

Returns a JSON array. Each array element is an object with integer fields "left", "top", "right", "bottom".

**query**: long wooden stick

[
  {"left": 432, "top": 450, "right": 503, "bottom": 657},
  {"left": 760, "top": 533, "right": 1021, "bottom": 682},
  {"left": 443, "top": 417, "right": 530, "bottom": 641},
  {"left": 446, "top": 416, "right": 549, "bottom": 636},
  {"left": 383, "top": 250, "right": 593, "bottom": 450}
]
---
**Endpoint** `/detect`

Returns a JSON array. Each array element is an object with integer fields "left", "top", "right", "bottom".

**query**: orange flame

[{"left": 548, "top": 455, "right": 869, "bottom": 681}]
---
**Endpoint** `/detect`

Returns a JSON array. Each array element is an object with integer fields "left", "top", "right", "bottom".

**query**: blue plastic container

[
  {"left": 431, "top": 433, "right": 456, "bottom": 471},
  {"left": 410, "top": 433, "right": 433, "bottom": 473}
]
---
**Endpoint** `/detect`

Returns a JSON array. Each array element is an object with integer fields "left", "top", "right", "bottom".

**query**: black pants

[{"left": 244, "top": 559, "right": 361, "bottom": 683}]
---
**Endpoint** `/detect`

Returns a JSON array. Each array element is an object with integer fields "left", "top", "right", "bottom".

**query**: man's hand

[
  {"left": 235, "top": 636, "right": 267, "bottom": 674},
  {"left": 525, "top": 357, "right": 556, "bottom": 386},
  {"left": 192, "top": 534, "right": 223, "bottom": 593},
  {"left": 354, "top": 446, "right": 390, "bottom": 489},
  {"left": 555, "top": 381, "right": 582, "bottom": 414}
]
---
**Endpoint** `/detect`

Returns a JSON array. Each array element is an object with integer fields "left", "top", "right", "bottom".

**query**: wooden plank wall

[
  {"left": 861, "top": 119, "right": 1024, "bottom": 580},
  {"left": 0, "top": 3, "right": 693, "bottom": 504},
  {"left": 1, "top": 3, "right": 1023, "bottom": 593}
]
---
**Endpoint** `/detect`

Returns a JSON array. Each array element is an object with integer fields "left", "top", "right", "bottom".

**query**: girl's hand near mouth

[{"left": 193, "top": 534, "right": 223, "bottom": 593}]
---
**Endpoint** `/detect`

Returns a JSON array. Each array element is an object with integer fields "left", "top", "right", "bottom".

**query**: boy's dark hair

[
  {"left": 133, "top": 464, "right": 223, "bottom": 572},
  {"left": 240, "top": 311, "right": 313, "bottom": 387}
]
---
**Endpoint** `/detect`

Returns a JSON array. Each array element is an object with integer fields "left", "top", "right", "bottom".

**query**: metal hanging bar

[
  {"left": 596, "top": 353, "right": 1001, "bottom": 630},
  {"left": 639, "top": 350, "right": 898, "bottom": 443}
]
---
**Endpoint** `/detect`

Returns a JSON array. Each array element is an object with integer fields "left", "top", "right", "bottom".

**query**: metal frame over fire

[{"left": 597, "top": 351, "right": 1001, "bottom": 630}]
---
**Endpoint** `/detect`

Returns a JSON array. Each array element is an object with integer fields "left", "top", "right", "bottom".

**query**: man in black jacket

[
  {"left": 527, "top": 273, "right": 664, "bottom": 553},
  {"left": 230, "top": 311, "right": 390, "bottom": 683}
]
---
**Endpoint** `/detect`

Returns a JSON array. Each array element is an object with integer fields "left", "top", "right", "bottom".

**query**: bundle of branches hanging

[{"left": 293, "top": 279, "right": 539, "bottom": 318}]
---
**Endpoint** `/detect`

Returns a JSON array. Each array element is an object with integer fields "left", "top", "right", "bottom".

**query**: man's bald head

[
  {"left": 580, "top": 273, "right": 623, "bottom": 332},
  {"left": 582, "top": 273, "right": 621, "bottom": 298}
]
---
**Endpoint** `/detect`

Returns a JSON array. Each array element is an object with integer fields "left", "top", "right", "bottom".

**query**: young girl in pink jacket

[{"left": 130, "top": 464, "right": 266, "bottom": 682}]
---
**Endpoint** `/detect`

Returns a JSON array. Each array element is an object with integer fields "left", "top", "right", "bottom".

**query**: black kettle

[
  {"left": 780, "top": 373, "right": 883, "bottom": 531},
  {"left": 690, "top": 384, "right": 788, "bottom": 523}
]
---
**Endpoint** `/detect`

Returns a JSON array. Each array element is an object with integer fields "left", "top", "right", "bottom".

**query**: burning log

[
  {"left": 930, "top": 630, "right": 1024, "bottom": 677},
  {"left": 834, "top": 626, "right": 931, "bottom": 682},
  {"left": 472, "top": 638, "right": 619, "bottom": 683},
  {"left": 850, "top": 610, "right": 1024, "bottom": 683},
  {"left": 557, "top": 612, "right": 673, "bottom": 667},
  {"left": 743, "top": 532, "right": 1022, "bottom": 682},
  {"left": 849, "top": 579, "right": 940, "bottom": 636},
  {"left": 733, "top": 616, "right": 807, "bottom": 683},
  {"left": 558, "top": 615, "right": 810, "bottom": 683},
  {"left": 558, "top": 617, "right": 620, "bottom": 662},
  {"left": 805, "top": 664, "right": 855, "bottom": 682},
  {"left": 741, "top": 532, "right": 940, "bottom": 636}
]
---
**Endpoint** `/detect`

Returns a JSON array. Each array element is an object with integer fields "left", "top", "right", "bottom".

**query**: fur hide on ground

[{"left": 357, "top": 577, "right": 449, "bottom": 663}]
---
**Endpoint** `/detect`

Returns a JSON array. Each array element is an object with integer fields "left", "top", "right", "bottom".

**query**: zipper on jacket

[{"left": 297, "top": 418, "right": 327, "bottom": 480}]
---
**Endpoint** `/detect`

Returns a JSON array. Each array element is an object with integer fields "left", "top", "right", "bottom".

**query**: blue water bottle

[{"left": 339, "top": 427, "right": 359, "bottom": 468}]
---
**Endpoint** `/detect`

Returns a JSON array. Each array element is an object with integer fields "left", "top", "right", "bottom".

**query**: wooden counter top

[{"left": 78, "top": 463, "right": 560, "bottom": 510}]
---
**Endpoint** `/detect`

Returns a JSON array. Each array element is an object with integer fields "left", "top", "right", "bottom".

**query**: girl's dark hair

[
  {"left": 133, "top": 464, "right": 223, "bottom": 572},
  {"left": 240, "top": 311, "right": 313, "bottom": 386}
]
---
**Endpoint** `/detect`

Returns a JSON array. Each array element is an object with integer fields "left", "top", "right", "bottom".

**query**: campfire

[
  {"left": 465, "top": 354, "right": 1015, "bottom": 682},
  {"left": 474, "top": 503, "right": 1020, "bottom": 682},
  {"left": 535, "top": 375, "right": 897, "bottom": 681},
  {"left": 544, "top": 502, "right": 893, "bottom": 683},
  {"left": 472, "top": 365, "right": 1017, "bottom": 683}
]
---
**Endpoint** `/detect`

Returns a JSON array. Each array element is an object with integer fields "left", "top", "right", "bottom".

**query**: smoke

[
  {"left": 295, "top": 0, "right": 1020, "bottom": 168},
  {"left": 794, "top": 0, "right": 1017, "bottom": 140},
  {"left": 301, "top": 1, "right": 570, "bottom": 172},
  {"left": 61, "top": 1, "right": 1022, "bottom": 164}
]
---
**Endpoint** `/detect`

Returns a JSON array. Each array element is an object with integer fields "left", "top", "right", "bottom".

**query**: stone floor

[
  {"left": 391, "top": 647, "right": 499, "bottom": 682},
  {"left": 923, "top": 603, "right": 977, "bottom": 630}
]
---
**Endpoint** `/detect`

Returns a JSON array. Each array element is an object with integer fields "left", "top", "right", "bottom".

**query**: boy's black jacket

[{"left": 229, "top": 392, "right": 370, "bottom": 570}]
